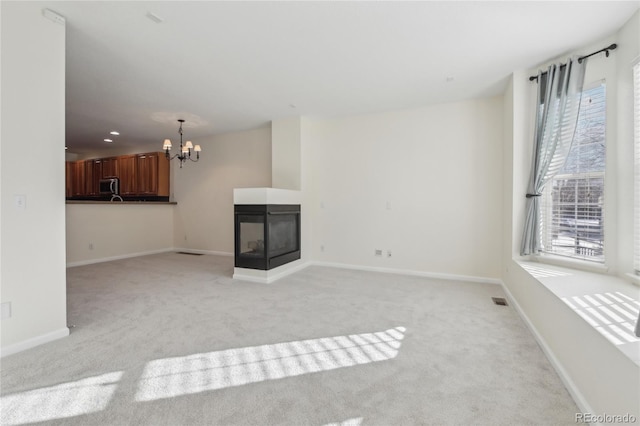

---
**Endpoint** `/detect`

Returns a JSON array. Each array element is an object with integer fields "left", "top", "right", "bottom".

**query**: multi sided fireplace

[{"left": 234, "top": 204, "right": 301, "bottom": 270}]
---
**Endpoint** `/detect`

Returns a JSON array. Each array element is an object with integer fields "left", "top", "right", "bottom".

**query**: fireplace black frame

[{"left": 234, "top": 204, "right": 301, "bottom": 270}]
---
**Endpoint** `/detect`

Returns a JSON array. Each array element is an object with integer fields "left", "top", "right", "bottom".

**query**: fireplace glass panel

[
  {"left": 234, "top": 204, "right": 301, "bottom": 270},
  {"left": 239, "top": 215, "right": 264, "bottom": 257},
  {"left": 268, "top": 214, "right": 298, "bottom": 258}
]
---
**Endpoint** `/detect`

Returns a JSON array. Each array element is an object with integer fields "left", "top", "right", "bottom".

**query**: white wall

[
  {"left": 272, "top": 117, "right": 301, "bottom": 190},
  {"left": 66, "top": 204, "right": 174, "bottom": 265},
  {"left": 307, "top": 97, "right": 504, "bottom": 280},
  {"left": 501, "top": 10, "right": 640, "bottom": 418},
  {"left": 173, "top": 126, "right": 271, "bottom": 254},
  {"left": 1, "top": 3, "right": 68, "bottom": 350}
]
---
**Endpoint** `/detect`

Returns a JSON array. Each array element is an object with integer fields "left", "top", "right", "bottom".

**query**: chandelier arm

[{"left": 166, "top": 152, "right": 184, "bottom": 161}]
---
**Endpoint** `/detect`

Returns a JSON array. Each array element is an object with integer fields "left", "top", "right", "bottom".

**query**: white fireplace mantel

[{"left": 233, "top": 187, "right": 301, "bottom": 205}]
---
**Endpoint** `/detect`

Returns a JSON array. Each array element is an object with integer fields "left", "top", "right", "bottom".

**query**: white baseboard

[
  {"left": 1, "top": 327, "right": 69, "bottom": 358},
  {"left": 310, "top": 261, "right": 502, "bottom": 285},
  {"left": 174, "top": 248, "right": 233, "bottom": 257},
  {"left": 499, "top": 281, "right": 594, "bottom": 416},
  {"left": 66, "top": 248, "right": 175, "bottom": 267},
  {"left": 233, "top": 261, "right": 310, "bottom": 284}
]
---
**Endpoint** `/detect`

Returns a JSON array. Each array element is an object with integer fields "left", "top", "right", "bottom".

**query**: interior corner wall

[
  {"left": 173, "top": 126, "right": 271, "bottom": 254},
  {"left": 501, "top": 76, "right": 515, "bottom": 268},
  {"left": 272, "top": 117, "right": 302, "bottom": 190},
  {"left": 309, "top": 97, "right": 504, "bottom": 280},
  {"left": 507, "top": 70, "right": 533, "bottom": 258},
  {"left": 615, "top": 9, "right": 639, "bottom": 277},
  {"left": 299, "top": 117, "right": 314, "bottom": 262},
  {"left": 1, "top": 2, "right": 68, "bottom": 350}
]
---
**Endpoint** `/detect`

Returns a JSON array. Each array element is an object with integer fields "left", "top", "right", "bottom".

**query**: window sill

[
  {"left": 531, "top": 253, "right": 609, "bottom": 274},
  {"left": 516, "top": 259, "right": 640, "bottom": 366}
]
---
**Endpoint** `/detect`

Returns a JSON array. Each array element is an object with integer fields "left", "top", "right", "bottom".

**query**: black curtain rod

[{"left": 528, "top": 43, "right": 617, "bottom": 82}]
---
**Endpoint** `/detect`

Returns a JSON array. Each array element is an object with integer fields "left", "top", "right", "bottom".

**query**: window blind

[
  {"left": 541, "top": 83, "right": 606, "bottom": 262},
  {"left": 634, "top": 62, "right": 640, "bottom": 273}
]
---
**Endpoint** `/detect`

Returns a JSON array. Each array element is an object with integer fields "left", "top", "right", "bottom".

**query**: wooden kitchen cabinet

[
  {"left": 65, "top": 152, "right": 170, "bottom": 199},
  {"left": 101, "top": 157, "right": 118, "bottom": 178},
  {"left": 118, "top": 155, "right": 138, "bottom": 195},
  {"left": 70, "top": 160, "right": 86, "bottom": 196},
  {"left": 84, "top": 159, "right": 102, "bottom": 195},
  {"left": 136, "top": 153, "right": 170, "bottom": 196},
  {"left": 65, "top": 162, "right": 74, "bottom": 197},
  {"left": 136, "top": 153, "right": 157, "bottom": 195}
]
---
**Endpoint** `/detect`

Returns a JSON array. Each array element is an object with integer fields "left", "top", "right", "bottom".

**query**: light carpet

[{"left": 0, "top": 252, "right": 579, "bottom": 425}]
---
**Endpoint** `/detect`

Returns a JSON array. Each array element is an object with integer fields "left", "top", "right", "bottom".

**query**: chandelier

[{"left": 163, "top": 119, "right": 201, "bottom": 168}]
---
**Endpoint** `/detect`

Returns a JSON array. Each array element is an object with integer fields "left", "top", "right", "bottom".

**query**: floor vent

[
  {"left": 492, "top": 297, "right": 508, "bottom": 306},
  {"left": 177, "top": 252, "right": 204, "bottom": 256}
]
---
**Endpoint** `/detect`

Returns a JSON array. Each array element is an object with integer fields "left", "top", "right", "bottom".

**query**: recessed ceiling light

[
  {"left": 110, "top": 131, "right": 120, "bottom": 135},
  {"left": 104, "top": 139, "right": 113, "bottom": 143}
]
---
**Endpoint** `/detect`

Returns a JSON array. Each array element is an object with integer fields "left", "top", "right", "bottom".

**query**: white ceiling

[{"left": 33, "top": 1, "right": 640, "bottom": 153}]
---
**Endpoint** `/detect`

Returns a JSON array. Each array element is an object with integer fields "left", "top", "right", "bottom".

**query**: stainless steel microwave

[{"left": 99, "top": 177, "right": 119, "bottom": 195}]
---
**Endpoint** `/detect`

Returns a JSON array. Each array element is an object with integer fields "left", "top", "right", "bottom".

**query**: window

[
  {"left": 634, "top": 62, "right": 640, "bottom": 274},
  {"left": 541, "top": 82, "right": 606, "bottom": 262}
]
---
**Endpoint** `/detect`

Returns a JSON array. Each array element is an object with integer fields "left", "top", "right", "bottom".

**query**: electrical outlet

[
  {"left": 320, "top": 245, "right": 325, "bottom": 252},
  {"left": 375, "top": 249, "right": 382, "bottom": 256},
  {"left": 89, "top": 243, "right": 94, "bottom": 250},
  {"left": 14, "top": 195, "right": 26, "bottom": 210},
  {"left": 387, "top": 250, "right": 392, "bottom": 258}
]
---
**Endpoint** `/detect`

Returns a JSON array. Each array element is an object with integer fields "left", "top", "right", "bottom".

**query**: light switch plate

[{"left": 1, "top": 302, "right": 12, "bottom": 320}]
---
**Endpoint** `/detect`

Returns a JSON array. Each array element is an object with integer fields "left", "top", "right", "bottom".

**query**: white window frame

[
  {"left": 633, "top": 60, "right": 640, "bottom": 275},
  {"left": 540, "top": 81, "right": 607, "bottom": 263}
]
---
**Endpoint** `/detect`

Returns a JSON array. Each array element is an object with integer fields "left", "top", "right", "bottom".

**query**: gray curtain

[{"left": 521, "top": 57, "right": 587, "bottom": 256}]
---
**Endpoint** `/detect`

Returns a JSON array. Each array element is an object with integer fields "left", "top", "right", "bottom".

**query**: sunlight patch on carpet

[
  {"left": 0, "top": 372, "right": 123, "bottom": 425},
  {"left": 135, "top": 327, "right": 406, "bottom": 401}
]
